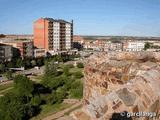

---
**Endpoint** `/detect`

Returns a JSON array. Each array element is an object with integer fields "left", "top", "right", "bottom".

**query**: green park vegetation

[
  {"left": 31, "top": 103, "right": 72, "bottom": 120},
  {"left": 76, "top": 62, "right": 84, "bottom": 68},
  {"left": 144, "top": 42, "right": 151, "bottom": 50},
  {"left": 144, "top": 42, "right": 160, "bottom": 50},
  {"left": 0, "top": 57, "right": 84, "bottom": 120},
  {"left": 0, "top": 83, "right": 13, "bottom": 91},
  {"left": 0, "top": 82, "right": 14, "bottom": 96},
  {"left": 0, "top": 53, "right": 81, "bottom": 81}
]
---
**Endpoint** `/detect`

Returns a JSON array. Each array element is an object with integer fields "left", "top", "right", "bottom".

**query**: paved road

[
  {"left": 43, "top": 102, "right": 82, "bottom": 120},
  {"left": 0, "top": 66, "right": 45, "bottom": 85},
  {"left": 16, "top": 66, "right": 44, "bottom": 76}
]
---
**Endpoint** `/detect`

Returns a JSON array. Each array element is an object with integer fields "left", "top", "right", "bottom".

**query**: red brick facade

[{"left": 34, "top": 18, "right": 49, "bottom": 50}]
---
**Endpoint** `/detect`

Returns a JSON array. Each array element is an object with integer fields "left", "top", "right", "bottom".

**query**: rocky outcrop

[{"left": 78, "top": 52, "right": 160, "bottom": 120}]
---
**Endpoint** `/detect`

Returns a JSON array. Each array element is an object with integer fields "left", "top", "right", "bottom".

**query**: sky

[{"left": 0, "top": 0, "right": 160, "bottom": 37}]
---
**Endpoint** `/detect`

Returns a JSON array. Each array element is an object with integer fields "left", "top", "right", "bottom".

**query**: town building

[
  {"left": 73, "top": 35, "right": 84, "bottom": 49},
  {"left": 34, "top": 48, "right": 46, "bottom": 58},
  {"left": 0, "top": 40, "right": 34, "bottom": 59},
  {"left": 123, "top": 41, "right": 145, "bottom": 51},
  {"left": 0, "top": 44, "right": 12, "bottom": 62},
  {"left": 73, "top": 35, "right": 84, "bottom": 44},
  {"left": 104, "top": 41, "right": 123, "bottom": 51},
  {"left": 34, "top": 18, "right": 73, "bottom": 54}
]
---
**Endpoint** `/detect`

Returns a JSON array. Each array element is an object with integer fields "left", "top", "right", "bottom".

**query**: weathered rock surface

[{"left": 76, "top": 52, "right": 160, "bottom": 120}]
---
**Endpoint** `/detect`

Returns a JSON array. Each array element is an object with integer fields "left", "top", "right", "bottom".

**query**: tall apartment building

[{"left": 34, "top": 18, "right": 73, "bottom": 53}]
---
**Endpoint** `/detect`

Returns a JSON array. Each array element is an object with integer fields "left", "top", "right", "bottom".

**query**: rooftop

[{"left": 43, "top": 17, "right": 73, "bottom": 24}]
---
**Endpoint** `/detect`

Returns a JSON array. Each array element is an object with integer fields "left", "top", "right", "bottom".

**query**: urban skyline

[{"left": 0, "top": 0, "right": 160, "bottom": 37}]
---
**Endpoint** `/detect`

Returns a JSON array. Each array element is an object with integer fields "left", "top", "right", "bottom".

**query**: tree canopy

[{"left": 14, "top": 75, "right": 34, "bottom": 97}]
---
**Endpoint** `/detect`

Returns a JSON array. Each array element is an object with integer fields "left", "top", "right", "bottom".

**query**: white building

[
  {"left": 65, "top": 23, "right": 72, "bottom": 50},
  {"left": 124, "top": 42, "right": 145, "bottom": 51},
  {"left": 53, "top": 22, "right": 60, "bottom": 51},
  {"left": 34, "top": 48, "right": 46, "bottom": 58}
]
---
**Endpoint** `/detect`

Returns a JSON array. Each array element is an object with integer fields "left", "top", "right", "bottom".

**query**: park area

[{"left": 0, "top": 58, "right": 84, "bottom": 120}]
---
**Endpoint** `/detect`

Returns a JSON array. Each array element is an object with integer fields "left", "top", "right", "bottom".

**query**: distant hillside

[{"left": 81, "top": 35, "right": 160, "bottom": 41}]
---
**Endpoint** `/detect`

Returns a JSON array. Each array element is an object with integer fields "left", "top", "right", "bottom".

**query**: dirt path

[
  {"left": 43, "top": 102, "right": 82, "bottom": 120},
  {"left": 0, "top": 80, "right": 13, "bottom": 85},
  {"left": 0, "top": 87, "right": 13, "bottom": 96}
]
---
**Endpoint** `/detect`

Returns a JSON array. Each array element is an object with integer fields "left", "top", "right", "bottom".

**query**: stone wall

[{"left": 81, "top": 52, "right": 160, "bottom": 120}]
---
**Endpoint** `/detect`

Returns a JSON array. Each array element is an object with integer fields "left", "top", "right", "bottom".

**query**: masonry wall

[
  {"left": 82, "top": 52, "right": 160, "bottom": 120},
  {"left": 34, "top": 18, "right": 49, "bottom": 50}
]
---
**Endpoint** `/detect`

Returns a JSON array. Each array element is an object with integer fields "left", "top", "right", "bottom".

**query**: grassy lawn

[
  {"left": 31, "top": 103, "right": 73, "bottom": 120},
  {"left": 30, "top": 75, "right": 43, "bottom": 83},
  {"left": 70, "top": 67, "right": 83, "bottom": 73},
  {"left": 0, "top": 87, "right": 14, "bottom": 95},
  {"left": 0, "top": 83, "right": 13, "bottom": 91},
  {"left": 0, "top": 83, "right": 14, "bottom": 95},
  {"left": 30, "top": 63, "right": 84, "bottom": 120}
]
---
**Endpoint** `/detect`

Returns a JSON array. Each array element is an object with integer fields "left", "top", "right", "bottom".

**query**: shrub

[
  {"left": 69, "top": 88, "right": 83, "bottom": 99},
  {"left": 31, "top": 95, "right": 41, "bottom": 106},
  {"left": 77, "top": 62, "right": 84, "bottom": 68},
  {"left": 73, "top": 71, "right": 84, "bottom": 79},
  {"left": 66, "top": 64, "right": 74, "bottom": 68},
  {"left": 46, "top": 91, "right": 57, "bottom": 104},
  {"left": 69, "top": 81, "right": 83, "bottom": 99},
  {"left": 63, "top": 65, "right": 71, "bottom": 76}
]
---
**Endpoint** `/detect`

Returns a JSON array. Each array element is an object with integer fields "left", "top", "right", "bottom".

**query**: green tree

[
  {"left": 14, "top": 75, "right": 34, "bottom": 98},
  {"left": 69, "top": 80, "right": 83, "bottom": 99},
  {"left": 37, "top": 58, "right": 43, "bottom": 66},
  {"left": 0, "top": 64, "right": 5, "bottom": 73},
  {"left": 42, "top": 76, "right": 65, "bottom": 89},
  {"left": 24, "top": 59, "right": 31, "bottom": 68},
  {"left": 63, "top": 65, "right": 70, "bottom": 76},
  {"left": 77, "top": 62, "right": 84, "bottom": 68},
  {"left": 16, "top": 58, "right": 24, "bottom": 67},
  {"left": 0, "top": 93, "right": 28, "bottom": 120},
  {"left": 31, "top": 60, "right": 36, "bottom": 67},
  {"left": 69, "top": 88, "right": 83, "bottom": 99},
  {"left": 46, "top": 90, "right": 57, "bottom": 104},
  {"left": 7, "top": 62, "right": 14, "bottom": 68},
  {"left": 55, "top": 55, "right": 63, "bottom": 62},
  {"left": 144, "top": 42, "right": 151, "bottom": 50},
  {"left": 56, "top": 87, "right": 66, "bottom": 103},
  {"left": 31, "top": 95, "right": 41, "bottom": 106},
  {"left": 3, "top": 70, "right": 13, "bottom": 80},
  {"left": 66, "top": 64, "right": 74, "bottom": 68},
  {"left": 73, "top": 71, "right": 84, "bottom": 79},
  {"left": 44, "top": 60, "right": 58, "bottom": 76}
]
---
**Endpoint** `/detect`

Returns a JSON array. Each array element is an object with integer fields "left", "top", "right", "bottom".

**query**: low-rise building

[
  {"left": 152, "top": 41, "right": 160, "bottom": 46},
  {"left": 123, "top": 41, "right": 145, "bottom": 51},
  {"left": 34, "top": 48, "right": 46, "bottom": 58},
  {"left": 73, "top": 35, "right": 84, "bottom": 50},
  {"left": 105, "top": 42, "right": 123, "bottom": 51},
  {"left": 73, "top": 35, "right": 84, "bottom": 44},
  {"left": 16, "top": 40, "right": 34, "bottom": 58},
  {"left": 113, "top": 43, "right": 123, "bottom": 51},
  {"left": 0, "top": 44, "right": 12, "bottom": 62},
  {"left": 0, "top": 40, "right": 34, "bottom": 59}
]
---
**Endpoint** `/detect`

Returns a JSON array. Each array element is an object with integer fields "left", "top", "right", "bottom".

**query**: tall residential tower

[{"left": 34, "top": 18, "right": 73, "bottom": 53}]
